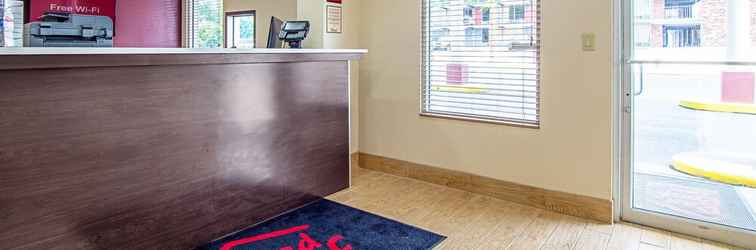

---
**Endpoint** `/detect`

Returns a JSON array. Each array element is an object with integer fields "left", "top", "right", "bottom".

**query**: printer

[{"left": 25, "top": 12, "right": 113, "bottom": 47}]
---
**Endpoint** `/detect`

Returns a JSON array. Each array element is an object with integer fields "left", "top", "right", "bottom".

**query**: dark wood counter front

[{"left": 0, "top": 49, "right": 364, "bottom": 249}]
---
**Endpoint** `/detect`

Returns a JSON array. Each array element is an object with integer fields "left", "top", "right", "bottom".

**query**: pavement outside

[{"left": 632, "top": 65, "right": 756, "bottom": 232}]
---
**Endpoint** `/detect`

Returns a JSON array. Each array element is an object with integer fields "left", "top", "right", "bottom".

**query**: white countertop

[
  {"left": 0, "top": 48, "right": 366, "bottom": 70},
  {"left": 0, "top": 47, "right": 368, "bottom": 56}
]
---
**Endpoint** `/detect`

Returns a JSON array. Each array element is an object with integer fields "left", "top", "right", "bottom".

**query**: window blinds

[
  {"left": 422, "top": 0, "right": 541, "bottom": 126},
  {"left": 184, "top": 0, "right": 223, "bottom": 48}
]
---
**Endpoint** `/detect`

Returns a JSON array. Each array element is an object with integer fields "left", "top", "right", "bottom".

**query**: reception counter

[{"left": 0, "top": 48, "right": 365, "bottom": 249}]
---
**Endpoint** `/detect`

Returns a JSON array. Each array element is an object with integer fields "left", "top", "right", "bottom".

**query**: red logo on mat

[{"left": 220, "top": 225, "right": 352, "bottom": 250}]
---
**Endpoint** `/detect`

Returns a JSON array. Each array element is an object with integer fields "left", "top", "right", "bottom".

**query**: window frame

[
  {"left": 224, "top": 10, "right": 257, "bottom": 48},
  {"left": 420, "top": 0, "right": 542, "bottom": 128}
]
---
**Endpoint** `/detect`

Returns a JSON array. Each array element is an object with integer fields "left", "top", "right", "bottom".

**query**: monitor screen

[
  {"left": 283, "top": 22, "right": 308, "bottom": 31},
  {"left": 267, "top": 16, "right": 284, "bottom": 48}
]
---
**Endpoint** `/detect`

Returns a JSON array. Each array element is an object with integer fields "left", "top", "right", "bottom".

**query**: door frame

[{"left": 616, "top": 0, "right": 756, "bottom": 248}]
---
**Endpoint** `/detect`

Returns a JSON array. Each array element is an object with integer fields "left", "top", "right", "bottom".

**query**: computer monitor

[
  {"left": 267, "top": 16, "right": 284, "bottom": 48},
  {"left": 278, "top": 21, "right": 310, "bottom": 49}
]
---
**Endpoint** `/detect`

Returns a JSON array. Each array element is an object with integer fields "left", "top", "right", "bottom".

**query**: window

[
  {"left": 184, "top": 0, "right": 223, "bottom": 48},
  {"left": 464, "top": 27, "right": 489, "bottom": 47},
  {"left": 481, "top": 7, "right": 491, "bottom": 23},
  {"left": 431, "top": 28, "right": 451, "bottom": 51},
  {"left": 664, "top": 0, "right": 697, "bottom": 19},
  {"left": 463, "top": 6, "right": 491, "bottom": 25},
  {"left": 422, "top": 0, "right": 541, "bottom": 126},
  {"left": 225, "top": 11, "right": 256, "bottom": 48},
  {"left": 509, "top": 5, "right": 526, "bottom": 22},
  {"left": 463, "top": 6, "right": 474, "bottom": 23},
  {"left": 663, "top": 25, "right": 701, "bottom": 47}
]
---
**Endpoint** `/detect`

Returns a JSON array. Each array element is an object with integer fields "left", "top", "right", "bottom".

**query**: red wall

[{"left": 114, "top": 0, "right": 181, "bottom": 48}]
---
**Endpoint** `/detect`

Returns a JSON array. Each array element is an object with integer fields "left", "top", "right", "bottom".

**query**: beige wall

[
  {"left": 323, "top": 1, "right": 361, "bottom": 49},
  {"left": 358, "top": 0, "right": 614, "bottom": 200},
  {"left": 296, "top": 0, "right": 325, "bottom": 49},
  {"left": 224, "top": 0, "right": 297, "bottom": 48}
]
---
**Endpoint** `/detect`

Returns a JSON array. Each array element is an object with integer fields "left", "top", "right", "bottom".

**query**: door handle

[{"left": 634, "top": 64, "right": 645, "bottom": 96}]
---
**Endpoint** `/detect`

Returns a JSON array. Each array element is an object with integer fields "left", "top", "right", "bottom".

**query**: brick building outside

[{"left": 634, "top": 0, "right": 756, "bottom": 48}]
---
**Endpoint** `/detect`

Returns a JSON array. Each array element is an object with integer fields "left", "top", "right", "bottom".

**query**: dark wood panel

[{"left": 0, "top": 61, "right": 350, "bottom": 249}]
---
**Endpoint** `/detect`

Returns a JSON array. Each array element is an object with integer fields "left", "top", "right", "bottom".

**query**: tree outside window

[{"left": 193, "top": 0, "right": 223, "bottom": 48}]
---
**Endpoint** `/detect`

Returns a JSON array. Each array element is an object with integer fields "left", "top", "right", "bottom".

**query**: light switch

[{"left": 582, "top": 33, "right": 596, "bottom": 51}]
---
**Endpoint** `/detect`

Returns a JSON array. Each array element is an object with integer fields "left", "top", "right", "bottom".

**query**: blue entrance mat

[{"left": 197, "top": 199, "right": 446, "bottom": 250}]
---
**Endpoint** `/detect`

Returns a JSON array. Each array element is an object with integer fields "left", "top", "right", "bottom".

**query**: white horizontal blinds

[
  {"left": 187, "top": 0, "right": 223, "bottom": 48},
  {"left": 423, "top": 0, "right": 541, "bottom": 125},
  {"left": 183, "top": 0, "right": 194, "bottom": 47}
]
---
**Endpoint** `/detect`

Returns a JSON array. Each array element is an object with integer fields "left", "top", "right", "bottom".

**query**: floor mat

[
  {"left": 634, "top": 173, "right": 756, "bottom": 231},
  {"left": 196, "top": 199, "right": 446, "bottom": 250}
]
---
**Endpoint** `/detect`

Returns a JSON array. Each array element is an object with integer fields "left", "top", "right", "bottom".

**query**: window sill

[{"left": 419, "top": 112, "right": 540, "bottom": 129}]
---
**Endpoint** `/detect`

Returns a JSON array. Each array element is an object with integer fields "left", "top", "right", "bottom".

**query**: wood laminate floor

[{"left": 326, "top": 168, "right": 751, "bottom": 250}]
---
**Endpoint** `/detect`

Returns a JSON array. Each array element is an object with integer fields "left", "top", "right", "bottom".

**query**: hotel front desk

[{"left": 0, "top": 48, "right": 365, "bottom": 249}]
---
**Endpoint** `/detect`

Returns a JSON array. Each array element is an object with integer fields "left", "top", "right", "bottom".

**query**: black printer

[{"left": 24, "top": 12, "right": 113, "bottom": 47}]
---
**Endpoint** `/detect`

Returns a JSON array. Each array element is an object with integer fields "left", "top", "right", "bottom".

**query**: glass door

[
  {"left": 225, "top": 11, "right": 256, "bottom": 48},
  {"left": 622, "top": 0, "right": 756, "bottom": 248}
]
